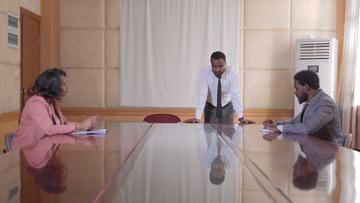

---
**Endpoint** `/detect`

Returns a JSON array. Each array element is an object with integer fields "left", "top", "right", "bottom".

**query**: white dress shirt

[{"left": 195, "top": 65, "right": 243, "bottom": 120}]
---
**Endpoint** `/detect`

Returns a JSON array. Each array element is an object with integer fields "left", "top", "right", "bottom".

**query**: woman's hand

[
  {"left": 76, "top": 137, "right": 97, "bottom": 149},
  {"left": 76, "top": 115, "right": 99, "bottom": 130}
]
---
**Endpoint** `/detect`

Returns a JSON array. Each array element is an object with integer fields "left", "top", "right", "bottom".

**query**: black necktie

[
  {"left": 216, "top": 129, "right": 222, "bottom": 155},
  {"left": 300, "top": 103, "right": 308, "bottom": 123},
  {"left": 216, "top": 76, "right": 222, "bottom": 121}
]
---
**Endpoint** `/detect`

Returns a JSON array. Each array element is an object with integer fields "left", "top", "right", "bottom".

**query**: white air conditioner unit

[{"left": 294, "top": 38, "right": 338, "bottom": 116}]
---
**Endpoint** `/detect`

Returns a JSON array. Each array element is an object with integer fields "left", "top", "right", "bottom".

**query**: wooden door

[{"left": 20, "top": 8, "right": 40, "bottom": 108}]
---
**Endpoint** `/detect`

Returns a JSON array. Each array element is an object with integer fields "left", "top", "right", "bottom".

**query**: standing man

[
  {"left": 188, "top": 51, "right": 253, "bottom": 124},
  {"left": 263, "top": 70, "right": 343, "bottom": 143}
]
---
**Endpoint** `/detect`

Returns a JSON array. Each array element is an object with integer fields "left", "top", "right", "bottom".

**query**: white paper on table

[
  {"left": 72, "top": 129, "right": 108, "bottom": 137},
  {"left": 259, "top": 128, "right": 273, "bottom": 135}
]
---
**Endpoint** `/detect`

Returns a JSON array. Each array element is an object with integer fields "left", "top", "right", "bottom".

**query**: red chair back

[{"left": 143, "top": 114, "right": 181, "bottom": 123}]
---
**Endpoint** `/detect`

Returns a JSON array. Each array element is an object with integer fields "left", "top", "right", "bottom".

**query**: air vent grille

[
  {"left": 8, "top": 33, "right": 18, "bottom": 47},
  {"left": 8, "top": 15, "right": 18, "bottom": 28},
  {"left": 299, "top": 41, "right": 331, "bottom": 60}
]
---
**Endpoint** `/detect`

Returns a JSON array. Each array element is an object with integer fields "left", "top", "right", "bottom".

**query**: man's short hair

[
  {"left": 293, "top": 70, "right": 320, "bottom": 89},
  {"left": 209, "top": 157, "right": 225, "bottom": 185},
  {"left": 210, "top": 51, "right": 226, "bottom": 62},
  {"left": 293, "top": 170, "right": 319, "bottom": 190}
]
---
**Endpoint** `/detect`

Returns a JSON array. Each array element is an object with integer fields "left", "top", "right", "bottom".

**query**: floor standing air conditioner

[{"left": 294, "top": 38, "right": 338, "bottom": 116}]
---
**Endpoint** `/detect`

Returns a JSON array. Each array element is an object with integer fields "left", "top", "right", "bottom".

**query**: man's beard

[
  {"left": 213, "top": 71, "right": 223, "bottom": 77},
  {"left": 296, "top": 93, "right": 308, "bottom": 104}
]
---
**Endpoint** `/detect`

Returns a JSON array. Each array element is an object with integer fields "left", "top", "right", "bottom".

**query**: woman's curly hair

[{"left": 28, "top": 68, "right": 66, "bottom": 104}]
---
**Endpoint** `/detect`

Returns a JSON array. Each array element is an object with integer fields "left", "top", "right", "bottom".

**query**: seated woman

[{"left": 12, "top": 68, "right": 98, "bottom": 150}]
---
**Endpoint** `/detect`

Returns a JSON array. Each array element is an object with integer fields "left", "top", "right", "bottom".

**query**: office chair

[
  {"left": 4, "top": 132, "right": 15, "bottom": 152},
  {"left": 334, "top": 132, "right": 352, "bottom": 148},
  {"left": 342, "top": 132, "right": 352, "bottom": 148},
  {"left": 143, "top": 114, "right": 181, "bottom": 123}
]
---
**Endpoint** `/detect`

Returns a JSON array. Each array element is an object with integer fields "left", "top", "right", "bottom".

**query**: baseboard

[
  {"left": 62, "top": 107, "right": 294, "bottom": 122},
  {"left": 0, "top": 108, "right": 294, "bottom": 121},
  {"left": 245, "top": 109, "right": 294, "bottom": 119},
  {"left": 0, "top": 112, "right": 20, "bottom": 122}
]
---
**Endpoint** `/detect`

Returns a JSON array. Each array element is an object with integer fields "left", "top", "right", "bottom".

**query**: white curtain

[
  {"left": 339, "top": 0, "right": 360, "bottom": 146},
  {"left": 120, "top": 0, "right": 241, "bottom": 107}
]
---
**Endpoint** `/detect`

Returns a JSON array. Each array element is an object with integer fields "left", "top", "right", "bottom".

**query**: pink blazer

[
  {"left": 12, "top": 95, "right": 76, "bottom": 150},
  {"left": 23, "top": 135, "right": 76, "bottom": 169}
]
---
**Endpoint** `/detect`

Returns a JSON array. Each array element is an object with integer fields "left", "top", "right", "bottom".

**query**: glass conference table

[{"left": 1, "top": 121, "right": 360, "bottom": 203}]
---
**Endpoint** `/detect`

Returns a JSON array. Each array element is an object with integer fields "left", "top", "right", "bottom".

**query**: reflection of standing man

[
  {"left": 197, "top": 124, "right": 241, "bottom": 185},
  {"left": 209, "top": 134, "right": 226, "bottom": 185}
]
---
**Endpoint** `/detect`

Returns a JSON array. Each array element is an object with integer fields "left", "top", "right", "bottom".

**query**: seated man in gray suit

[{"left": 263, "top": 70, "right": 342, "bottom": 143}]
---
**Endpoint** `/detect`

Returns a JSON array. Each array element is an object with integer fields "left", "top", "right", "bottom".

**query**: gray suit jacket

[
  {"left": 277, "top": 89, "right": 341, "bottom": 142},
  {"left": 281, "top": 134, "right": 337, "bottom": 169}
]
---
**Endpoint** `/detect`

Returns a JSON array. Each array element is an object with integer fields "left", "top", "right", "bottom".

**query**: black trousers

[{"left": 204, "top": 102, "right": 234, "bottom": 124}]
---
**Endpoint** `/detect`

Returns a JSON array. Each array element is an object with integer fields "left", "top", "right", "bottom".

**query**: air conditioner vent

[
  {"left": 299, "top": 41, "right": 331, "bottom": 60},
  {"left": 8, "top": 33, "right": 18, "bottom": 47},
  {"left": 7, "top": 13, "right": 19, "bottom": 48},
  {"left": 294, "top": 37, "right": 338, "bottom": 116}
]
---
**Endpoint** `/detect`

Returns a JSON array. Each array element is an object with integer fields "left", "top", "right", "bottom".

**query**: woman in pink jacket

[{"left": 12, "top": 68, "right": 98, "bottom": 150}]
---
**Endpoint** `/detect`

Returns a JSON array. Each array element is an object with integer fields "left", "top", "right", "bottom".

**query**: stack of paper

[
  {"left": 259, "top": 128, "right": 273, "bottom": 135},
  {"left": 72, "top": 129, "right": 108, "bottom": 137}
]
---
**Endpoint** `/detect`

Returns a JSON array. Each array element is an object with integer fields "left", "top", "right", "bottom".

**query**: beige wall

[
  {"left": 59, "top": 0, "right": 336, "bottom": 109},
  {"left": 58, "top": 0, "right": 120, "bottom": 108},
  {"left": 245, "top": 0, "right": 336, "bottom": 109},
  {"left": 0, "top": 0, "right": 40, "bottom": 115},
  {"left": 0, "top": 0, "right": 340, "bottom": 111},
  {"left": 20, "top": 0, "right": 40, "bottom": 15}
]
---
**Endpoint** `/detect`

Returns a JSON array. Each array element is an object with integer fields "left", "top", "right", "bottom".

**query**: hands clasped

[
  {"left": 262, "top": 119, "right": 281, "bottom": 136},
  {"left": 183, "top": 118, "right": 200, "bottom": 123}
]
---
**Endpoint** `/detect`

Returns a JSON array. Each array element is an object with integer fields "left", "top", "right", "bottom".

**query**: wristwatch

[{"left": 238, "top": 117, "right": 244, "bottom": 122}]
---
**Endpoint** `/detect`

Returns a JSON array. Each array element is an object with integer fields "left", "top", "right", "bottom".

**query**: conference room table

[{"left": 1, "top": 121, "right": 360, "bottom": 203}]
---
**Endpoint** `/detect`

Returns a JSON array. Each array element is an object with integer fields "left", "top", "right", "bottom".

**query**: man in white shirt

[{"left": 188, "top": 51, "right": 253, "bottom": 124}]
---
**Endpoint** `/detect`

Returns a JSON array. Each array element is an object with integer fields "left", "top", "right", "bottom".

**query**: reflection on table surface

[
  {"left": 99, "top": 123, "right": 274, "bottom": 203},
  {"left": 1, "top": 122, "right": 360, "bottom": 203}
]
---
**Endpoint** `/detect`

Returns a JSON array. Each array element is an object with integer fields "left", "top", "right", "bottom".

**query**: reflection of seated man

[
  {"left": 293, "top": 155, "right": 318, "bottom": 190},
  {"left": 263, "top": 70, "right": 342, "bottom": 144},
  {"left": 263, "top": 133, "right": 338, "bottom": 190},
  {"left": 23, "top": 135, "right": 96, "bottom": 193},
  {"left": 198, "top": 124, "right": 241, "bottom": 185}
]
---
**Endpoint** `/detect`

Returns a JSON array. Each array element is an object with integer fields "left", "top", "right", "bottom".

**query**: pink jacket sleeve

[
  {"left": 28, "top": 100, "right": 76, "bottom": 135},
  {"left": 32, "top": 135, "right": 77, "bottom": 150},
  {"left": 46, "top": 135, "right": 77, "bottom": 145},
  {"left": 23, "top": 135, "right": 77, "bottom": 168}
]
